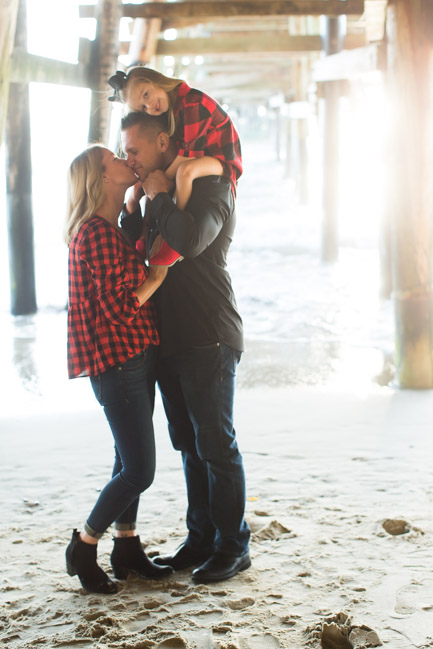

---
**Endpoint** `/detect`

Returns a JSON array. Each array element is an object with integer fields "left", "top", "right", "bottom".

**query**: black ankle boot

[
  {"left": 111, "top": 535, "right": 174, "bottom": 580},
  {"left": 66, "top": 529, "right": 118, "bottom": 594}
]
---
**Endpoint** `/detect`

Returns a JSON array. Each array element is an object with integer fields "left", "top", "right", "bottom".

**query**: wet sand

[{"left": 2, "top": 369, "right": 433, "bottom": 649}]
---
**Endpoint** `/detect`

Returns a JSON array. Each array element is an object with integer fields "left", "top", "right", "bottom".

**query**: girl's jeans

[{"left": 85, "top": 346, "right": 157, "bottom": 539}]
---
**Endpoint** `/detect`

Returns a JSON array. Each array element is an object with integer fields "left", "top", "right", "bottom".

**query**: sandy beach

[
  {"left": 2, "top": 355, "right": 433, "bottom": 649},
  {"left": 1, "top": 123, "right": 431, "bottom": 648}
]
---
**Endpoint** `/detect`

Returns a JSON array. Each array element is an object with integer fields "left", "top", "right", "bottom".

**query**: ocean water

[
  {"left": 0, "top": 84, "right": 394, "bottom": 418},
  {"left": 230, "top": 131, "right": 394, "bottom": 391}
]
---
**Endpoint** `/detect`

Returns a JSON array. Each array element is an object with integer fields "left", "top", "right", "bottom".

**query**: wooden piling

[
  {"left": 293, "top": 60, "right": 310, "bottom": 204},
  {"left": 386, "top": 0, "right": 433, "bottom": 387},
  {"left": 88, "top": 0, "right": 123, "bottom": 144},
  {"left": 321, "top": 17, "right": 344, "bottom": 262},
  {"left": 0, "top": 0, "right": 19, "bottom": 146},
  {"left": 128, "top": 14, "right": 162, "bottom": 65},
  {"left": 5, "top": 0, "right": 36, "bottom": 316}
]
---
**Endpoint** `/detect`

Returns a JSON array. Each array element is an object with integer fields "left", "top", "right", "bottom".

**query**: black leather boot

[
  {"left": 153, "top": 541, "right": 212, "bottom": 571},
  {"left": 111, "top": 535, "right": 174, "bottom": 580},
  {"left": 66, "top": 529, "right": 118, "bottom": 594}
]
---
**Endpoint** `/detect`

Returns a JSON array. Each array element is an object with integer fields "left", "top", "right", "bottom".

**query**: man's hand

[{"left": 142, "top": 170, "right": 174, "bottom": 201}]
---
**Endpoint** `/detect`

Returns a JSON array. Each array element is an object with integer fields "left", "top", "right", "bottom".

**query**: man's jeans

[
  {"left": 157, "top": 342, "right": 250, "bottom": 556},
  {"left": 86, "top": 346, "right": 157, "bottom": 538}
]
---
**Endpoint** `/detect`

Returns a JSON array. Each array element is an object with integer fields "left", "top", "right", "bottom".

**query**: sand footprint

[
  {"left": 240, "top": 633, "right": 280, "bottom": 648},
  {"left": 395, "top": 579, "right": 433, "bottom": 616},
  {"left": 156, "top": 637, "right": 187, "bottom": 648},
  {"left": 227, "top": 597, "right": 255, "bottom": 610}
]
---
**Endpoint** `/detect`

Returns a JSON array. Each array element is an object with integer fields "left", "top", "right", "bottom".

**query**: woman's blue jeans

[
  {"left": 86, "top": 346, "right": 157, "bottom": 539},
  {"left": 157, "top": 342, "right": 250, "bottom": 556}
]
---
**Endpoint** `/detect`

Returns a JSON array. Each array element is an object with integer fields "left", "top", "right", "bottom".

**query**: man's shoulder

[
  {"left": 191, "top": 176, "right": 232, "bottom": 195},
  {"left": 188, "top": 177, "right": 234, "bottom": 224}
]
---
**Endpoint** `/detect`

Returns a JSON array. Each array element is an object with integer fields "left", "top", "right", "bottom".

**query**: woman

[{"left": 64, "top": 144, "right": 172, "bottom": 594}]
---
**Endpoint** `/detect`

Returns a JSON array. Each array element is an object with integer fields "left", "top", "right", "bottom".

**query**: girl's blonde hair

[
  {"left": 122, "top": 67, "right": 183, "bottom": 136},
  {"left": 64, "top": 144, "right": 106, "bottom": 246}
]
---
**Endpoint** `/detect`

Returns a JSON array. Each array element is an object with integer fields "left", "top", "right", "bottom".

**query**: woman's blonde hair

[
  {"left": 64, "top": 144, "right": 106, "bottom": 246},
  {"left": 122, "top": 67, "right": 183, "bottom": 136}
]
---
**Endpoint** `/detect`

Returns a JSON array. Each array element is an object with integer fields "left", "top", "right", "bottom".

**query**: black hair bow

[{"left": 108, "top": 70, "right": 127, "bottom": 102}]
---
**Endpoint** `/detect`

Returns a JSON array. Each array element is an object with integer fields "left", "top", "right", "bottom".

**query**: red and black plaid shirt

[
  {"left": 174, "top": 82, "right": 242, "bottom": 194},
  {"left": 67, "top": 216, "right": 159, "bottom": 379}
]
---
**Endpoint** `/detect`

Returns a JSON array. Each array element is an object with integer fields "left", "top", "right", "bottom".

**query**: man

[{"left": 120, "top": 111, "right": 250, "bottom": 583}]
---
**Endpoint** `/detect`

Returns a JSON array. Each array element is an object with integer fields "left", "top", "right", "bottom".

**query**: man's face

[{"left": 121, "top": 124, "right": 164, "bottom": 181}]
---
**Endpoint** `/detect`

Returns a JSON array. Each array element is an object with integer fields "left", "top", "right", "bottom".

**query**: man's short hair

[{"left": 120, "top": 111, "right": 170, "bottom": 137}]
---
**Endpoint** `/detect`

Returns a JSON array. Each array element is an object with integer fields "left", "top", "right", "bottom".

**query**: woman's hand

[
  {"left": 125, "top": 180, "right": 145, "bottom": 215},
  {"left": 134, "top": 263, "right": 168, "bottom": 306},
  {"left": 147, "top": 265, "right": 168, "bottom": 283}
]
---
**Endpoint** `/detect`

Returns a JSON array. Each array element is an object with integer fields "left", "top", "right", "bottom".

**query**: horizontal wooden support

[
  {"left": 80, "top": 1, "right": 364, "bottom": 20},
  {"left": 156, "top": 34, "right": 323, "bottom": 55},
  {"left": 8, "top": 49, "right": 89, "bottom": 87},
  {"left": 313, "top": 43, "right": 381, "bottom": 81},
  {"left": 156, "top": 32, "right": 365, "bottom": 56}
]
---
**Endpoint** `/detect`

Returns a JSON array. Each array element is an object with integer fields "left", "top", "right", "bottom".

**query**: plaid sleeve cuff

[
  {"left": 177, "top": 148, "right": 205, "bottom": 158},
  {"left": 131, "top": 291, "right": 141, "bottom": 311}
]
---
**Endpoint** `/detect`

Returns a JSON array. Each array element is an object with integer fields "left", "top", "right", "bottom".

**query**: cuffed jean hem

[
  {"left": 84, "top": 522, "right": 104, "bottom": 540},
  {"left": 114, "top": 522, "right": 137, "bottom": 531}
]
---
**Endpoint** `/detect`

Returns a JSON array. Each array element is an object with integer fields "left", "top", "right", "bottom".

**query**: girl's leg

[
  {"left": 149, "top": 157, "right": 226, "bottom": 266},
  {"left": 175, "top": 156, "right": 224, "bottom": 210}
]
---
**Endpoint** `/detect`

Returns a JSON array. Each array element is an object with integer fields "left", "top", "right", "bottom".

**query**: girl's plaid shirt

[
  {"left": 174, "top": 82, "right": 242, "bottom": 196},
  {"left": 67, "top": 216, "right": 159, "bottom": 378}
]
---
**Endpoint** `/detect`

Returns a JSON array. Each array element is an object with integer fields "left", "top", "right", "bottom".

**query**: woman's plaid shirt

[
  {"left": 67, "top": 216, "right": 159, "bottom": 378},
  {"left": 174, "top": 82, "right": 242, "bottom": 194}
]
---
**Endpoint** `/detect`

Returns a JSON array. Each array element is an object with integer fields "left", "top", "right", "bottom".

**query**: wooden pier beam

[
  {"left": 88, "top": 0, "right": 122, "bottom": 144},
  {"left": 386, "top": 0, "right": 433, "bottom": 388},
  {"left": 128, "top": 17, "right": 161, "bottom": 65},
  {"left": 321, "top": 17, "right": 344, "bottom": 262},
  {"left": 80, "top": 1, "right": 365, "bottom": 20},
  {"left": 0, "top": 0, "right": 19, "bottom": 146},
  {"left": 5, "top": 0, "right": 36, "bottom": 315}
]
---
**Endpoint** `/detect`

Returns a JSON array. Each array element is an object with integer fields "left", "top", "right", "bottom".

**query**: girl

[
  {"left": 108, "top": 67, "right": 242, "bottom": 266},
  {"left": 65, "top": 145, "right": 172, "bottom": 594}
]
